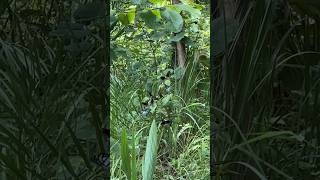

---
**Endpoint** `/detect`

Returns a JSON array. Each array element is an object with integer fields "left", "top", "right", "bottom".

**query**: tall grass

[
  {"left": 0, "top": 38, "right": 106, "bottom": 179},
  {"left": 110, "top": 51, "right": 210, "bottom": 179},
  {"left": 212, "top": 0, "right": 320, "bottom": 179},
  {"left": 0, "top": 0, "right": 109, "bottom": 179}
]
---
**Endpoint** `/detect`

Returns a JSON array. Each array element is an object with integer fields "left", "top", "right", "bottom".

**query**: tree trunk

[
  {"left": 172, "top": 0, "right": 186, "bottom": 68},
  {"left": 175, "top": 42, "right": 186, "bottom": 67}
]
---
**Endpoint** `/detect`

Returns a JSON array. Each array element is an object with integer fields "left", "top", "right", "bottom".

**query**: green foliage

[
  {"left": 111, "top": 0, "right": 209, "bottom": 179},
  {"left": 161, "top": 7, "right": 184, "bottom": 33},
  {"left": 121, "top": 129, "right": 132, "bottom": 179}
]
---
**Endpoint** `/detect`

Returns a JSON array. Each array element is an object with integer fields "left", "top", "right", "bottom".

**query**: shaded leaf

[
  {"left": 176, "top": 4, "right": 201, "bottom": 19},
  {"left": 212, "top": 15, "right": 239, "bottom": 57},
  {"left": 161, "top": 7, "right": 183, "bottom": 33},
  {"left": 140, "top": 10, "right": 158, "bottom": 28},
  {"left": 170, "top": 31, "right": 185, "bottom": 42}
]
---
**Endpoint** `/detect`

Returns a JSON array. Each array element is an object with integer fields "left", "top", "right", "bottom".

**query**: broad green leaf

[
  {"left": 180, "top": 0, "right": 204, "bottom": 10},
  {"left": 170, "top": 31, "right": 185, "bottom": 42},
  {"left": 151, "top": 9, "right": 161, "bottom": 19},
  {"left": 118, "top": 13, "right": 129, "bottom": 25},
  {"left": 176, "top": 4, "right": 201, "bottom": 19},
  {"left": 121, "top": 129, "right": 131, "bottom": 179},
  {"left": 128, "top": 9, "right": 136, "bottom": 24},
  {"left": 161, "top": 7, "right": 183, "bottom": 33},
  {"left": 140, "top": 10, "right": 158, "bottom": 28},
  {"left": 142, "top": 120, "right": 158, "bottom": 180}
]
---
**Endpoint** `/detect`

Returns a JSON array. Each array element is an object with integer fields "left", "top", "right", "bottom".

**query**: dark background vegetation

[
  {"left": 0, "top": 0, "right": 109, "bottom": 179},
  {"left": 212, "top": 0, "right": 320, "bottom": 179}
]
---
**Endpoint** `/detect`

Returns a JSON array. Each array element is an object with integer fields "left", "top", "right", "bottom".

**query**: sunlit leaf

[
  {"left": 142, "top": 120, "right": 158, "bottom": 180},
  {"left": 118, "top": 13, "right": 129, "bottom": 25},
  {"left": 128, "top": 9, "right": 136, "bottom": 24}
]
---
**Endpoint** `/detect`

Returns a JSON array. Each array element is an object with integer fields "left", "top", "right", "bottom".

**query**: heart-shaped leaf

[{"left": 161, "top": 7, "right": 183, "bottom": 33}]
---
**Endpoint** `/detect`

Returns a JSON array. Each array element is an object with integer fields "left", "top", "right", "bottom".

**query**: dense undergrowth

[{"left": 110, "top": 0, "right": 210, "bottom": 179}]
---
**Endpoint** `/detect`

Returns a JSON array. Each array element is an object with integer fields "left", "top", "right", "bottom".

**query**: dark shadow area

[
  {"left": 211, "top": 0, "right": 320, "bottom": 179},
  {"left": 0, "top": 0, "right": 109, "bottom": 179}
]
